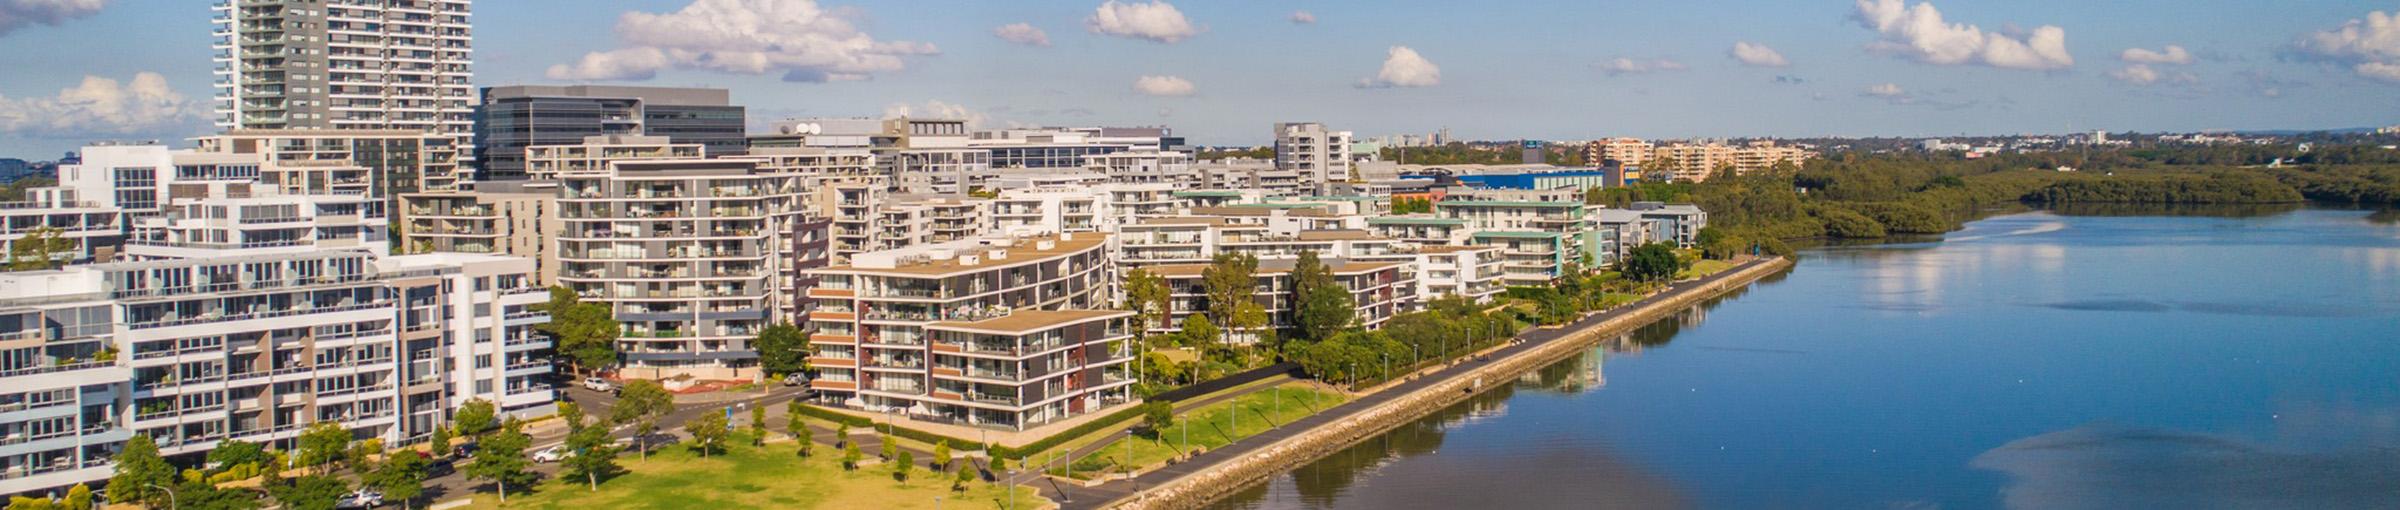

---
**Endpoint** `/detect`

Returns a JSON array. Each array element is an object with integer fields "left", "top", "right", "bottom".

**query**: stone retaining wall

[{"left": 1109, "top": 257, "right": 1795, "bottom": 510}]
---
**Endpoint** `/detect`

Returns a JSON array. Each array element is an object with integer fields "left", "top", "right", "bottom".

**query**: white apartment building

[
  {"left": 193, "top": 130, "right": 465, "bottom": 196},
  {"left": 0, "top": 249, "right": 551, "bottom": 496},
  {"left": 806, "top": 233, "right": 1130, "bottom": 430},
  {"left": 127, "top": 183, "right": 389, "bottom": 260},
  {"left": 1274, "top": 123, "right": 1354, "bottom": 194},
  {"left": 557, "top": 159, "right": 809, "bottom": 379},
  {"left": 1146, "top": 258, "right": 1417, "bottom": 342},
  {"left": 1080, "top": 149, "right": 1195, "bottom": 185},
  {"left": 213, "top": 0, "right": 476, "bottom": 148},
  {"left": 827, "top": 184, "right": 990, "bottom": 263},
  {"left": 1432, "top": 189, "right": 1600, "bottom": 286},
  {"left": 0, "top": 187, "right": 124, "bottom": 267},
  {"left": 523, "top": 135, "right": 704, "bottom": 180},
  {"left": 396, "top": 180, "right": 561, "bottom": 284}
]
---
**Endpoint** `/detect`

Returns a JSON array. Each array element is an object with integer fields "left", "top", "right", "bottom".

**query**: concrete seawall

[{"left": 1106, "top": 257, "right": 1796, "bottom": 510}]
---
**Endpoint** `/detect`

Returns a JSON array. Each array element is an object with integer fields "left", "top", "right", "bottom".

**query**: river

[{"left": 1212, "top": 206, "right": 2400, "bottom": 510}]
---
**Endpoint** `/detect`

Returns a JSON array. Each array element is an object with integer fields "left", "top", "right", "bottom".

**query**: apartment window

[{"left": 474, "top": 379, "right": 492, "bottom": 394}]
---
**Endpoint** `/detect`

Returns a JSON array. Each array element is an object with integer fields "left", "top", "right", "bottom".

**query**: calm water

[{"left": 1217, "top": 207, "right": 2400, "bottom": 510}]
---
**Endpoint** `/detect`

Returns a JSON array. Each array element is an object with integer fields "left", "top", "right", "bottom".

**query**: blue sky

[{"left": 2, "top": 0, "right": 2399, "bottom": 159}]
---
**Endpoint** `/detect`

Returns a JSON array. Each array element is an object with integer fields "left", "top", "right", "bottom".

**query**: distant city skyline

[{"left": 3, "top": 0, "right": 2400, "bottom": 157}]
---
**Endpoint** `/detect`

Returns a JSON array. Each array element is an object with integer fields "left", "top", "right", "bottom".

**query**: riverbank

[{"left": 1091, "top": 256, "right": 1796, "bottom": 510}]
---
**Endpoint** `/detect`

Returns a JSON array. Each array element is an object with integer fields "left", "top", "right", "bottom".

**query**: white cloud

[
  {"left": 993, "top": 23, "right": 1051, "bottom": 47},
  {"left": 547, "top": 0, "right": 938, "bottom": 83},
  {"left": 2120, "top": 45, "right": 2192, "bottom": 65},
  {"left": 2109, "top": 64, "right": 2197, "bottom": 87},
  {"left": 2359, "top": 62, "right": 2400, "bottom": 84},
  {"left": 0, "top": 72, "right": 199, "bottom": 138},
  {"left": 1357, "top": 46, "right": 1441, "bottom": 88},
  {"left": 1132, "top": 75, "right": 1196, "bottom": 96},
  {"left": 1851, "top": 0, "right": 2073, "bottom": 71},
  {"left": 1864, "top": 82, "right": 1908, "bottom": 98},
  {"left": 1730, "top": 42, "right": 1790, "bottom": 67},
  {"left": 1087, "top": 0, "right": 1199, "bottom": 43},
  {"left": 2294, "top": 10, "right": 2400, "bottom": 84},
  {"left": 0, "top": 0, "right": 105, "bottom": 37},
  {"left": 1289, "top": 10, "right": 1315, "bottom": 25},
  {"left": 1596, "top": 57, "right": 1688, "bottom": 76}
]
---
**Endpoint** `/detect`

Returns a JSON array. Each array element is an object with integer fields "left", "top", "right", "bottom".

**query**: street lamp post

[{"left": 147, "top": 483, "right": 177, "bottom": 510}]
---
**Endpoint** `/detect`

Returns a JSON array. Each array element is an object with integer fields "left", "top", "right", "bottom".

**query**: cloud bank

[
  {"left": 1852, "top": 0, "right": 2073, "bottom": 71},
  {"left": 0, "top": 0, "right": 105, "bottom": 37},
  {"left": 547, "top": 0, "right": 938, "bottom": 83},
  {"left": 0, "top": 72, "right": 199, "bottom": 139}
]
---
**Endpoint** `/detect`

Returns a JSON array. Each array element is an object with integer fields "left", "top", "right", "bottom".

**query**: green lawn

[
  {"left": 458, "top": 432, "right": 1047, "bottom": 510},
  {"left": 1060, "top": 383, "right": 1345, "bottom": 478},
  {"left": 1678, "top": 259, "right": 1735, "bottom": 280}
]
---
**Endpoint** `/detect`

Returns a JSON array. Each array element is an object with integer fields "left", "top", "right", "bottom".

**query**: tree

[
  {"left": 786, "top": 400, "right": 812, "bottom": 457},
  {"left": 369, "top": 452, "right": 427, "bottom": 510},
  {"left": 208, "top": 439, "right": 273, "bottom": 472},
  {"left": 560, "top": 418, "right": 622, "bottom": 492},
  {"left": 834, "top": 423, "right": 851, "bottom": 448},
  {"left": 467, "top": 419, "right": 535, "bottom": 503},
  {"left": 1141, "top": 401, "right": 1175, "bottom": 438},
  {"left": 1290, "top": 250, "right": 1355, "bottom": 343},
  {"left": 1124, "top": 268, "right": 1171, "bottom": 338},
  {"left": 453, "top": 399, "right": 498, "bottom": 438},
  {"left": 932, "top": 441, "right": 952, "bottom": 472},
  {"left": 989, "top": 455, "right": 1008, "bottom": 475},
  {"left": 892, "top": 450, "right": 914, "bottom": 483},
  {"left": 952, "top": 463, "right": 975, "bottom": 492},
  {"left": 63, "top": 483, "right": 91, "bottom": 510},
  {"left": 109, "top": 435, "right": 175, "bottom": 507},
  {"left": 879, "top": 434, "right": 898, "bottom": 461},
  {"left": 426, "top": 425, "right": 452, "bottom": 461},
  {"left": 1622, "top": 243, "right": 1681, "bottom": 282},
  {"left": 1176, "top": 314, "right": 1220, "bottom": 350},
  {"left": 536, "top": 287, "right": 621, "bottom": 375},
  {"left": 686, "top": 411, "right": 728, "bottom": 458},
  {"left": 841, "top": 442, "right": 863, "bottom": 471},
  {"left": 558, "top": 401, "right": 587, "bottom": 434},
  {"left": 753, "top": 322, "right": 808, "bottom": 377},
  {"left": 266, "top": 474, "right": 348, "bottom": 510},
  {"left": 749, "top": 405, "right": 767, "bottom": 446},
  {"left": 1200, "top": 253, "right": 1259, "bottom": 333},
  {"left": 295, "top": 422, "right": 352, "bottom": 472},
  {"left": 613, "top": 380, "right": 674, "bottom": 459},
  {"left": 7, "top": 226, "right": 73, "bottom": 271}
]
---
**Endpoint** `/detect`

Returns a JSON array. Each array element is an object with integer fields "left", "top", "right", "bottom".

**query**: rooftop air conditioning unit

[
  {"left": 988, "top": 249, "right": 1008, "bottom": 260},
  {"left": 958, "top": 255, "right": 980, "bottom": 266}
]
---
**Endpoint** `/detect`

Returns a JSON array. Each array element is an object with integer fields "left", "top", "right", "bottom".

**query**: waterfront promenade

[{"left": 1067, "top": 256, "right": 1795, "bottom": 510}]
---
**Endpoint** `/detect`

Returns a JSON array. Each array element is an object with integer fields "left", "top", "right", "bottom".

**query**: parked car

[
  {"left": 582, "top": 377, "right": 615, "bottom": 392},
  {"left": 453, "top": 441, "right": 479, "bottom": 458},
  {"left": 782, "top": 373, "right": 808, "bottom": 387},
  {"left": 531, "top": 445, "right": 567, "bottom": 463},
  {"left": 333, "top": 489, "right": 383, "bottom": 509}
]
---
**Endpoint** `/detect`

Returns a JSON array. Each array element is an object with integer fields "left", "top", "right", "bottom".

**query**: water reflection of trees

[
  {"left": 1210, "top": 386, "right": 1519, "bottom": 510},
  {"left": 2043, "top": 202, "right": 2303, "bottom": 218},
  {"left": 1211, "top": 266, "right": 1781, "bottom": 508}
]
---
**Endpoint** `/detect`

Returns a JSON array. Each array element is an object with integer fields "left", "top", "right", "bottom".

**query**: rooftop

[
  {"left": 928, "top": 309, "right": 1131, "bottom": 335},
  {"left": 1146, "top": 259, "right": 1401, "bottom": 278},
  {"left": 1473, "top": 231, "right": 1566, "bottom": 239},
  {"left": 822, "top": 233, "right": 1110, "bottom": 277},
  {"left": 1368, "top": 217, "right": 1468, "bottom": 226},
  {"left": 1437, "top": 200, "right": 1582, "bottom": 208}
]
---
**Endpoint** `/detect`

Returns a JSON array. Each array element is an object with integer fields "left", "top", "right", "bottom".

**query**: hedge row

[{"left": 792, "top": 402, "right": 1148, "bottom": 460}]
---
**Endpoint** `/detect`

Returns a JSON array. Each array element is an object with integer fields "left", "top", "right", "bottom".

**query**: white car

[
  {"left": 531, "top": 446, "right": 567, "bottom": 463},
  {"left": 334, "top": 489, "right": 383, "bottom": 509},
  {"left": 582, "top": 377, "right": 615, "bottom": 392}
]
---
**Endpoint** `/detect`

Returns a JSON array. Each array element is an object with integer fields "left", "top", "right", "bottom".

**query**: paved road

[{"left": 1060, "top": 258, "right": 1779, "bottom": 510}]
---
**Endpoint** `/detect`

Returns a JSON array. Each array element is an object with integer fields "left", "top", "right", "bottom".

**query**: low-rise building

[
  {"left": 806, "top": 233, "right": 1126, "bottom": 430},
  {"left": 397, "top": 180, "right": 563, "bottom": 285},
  {"left": 1145, "top": 258, "right": 1417, "bottom": 342}
]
